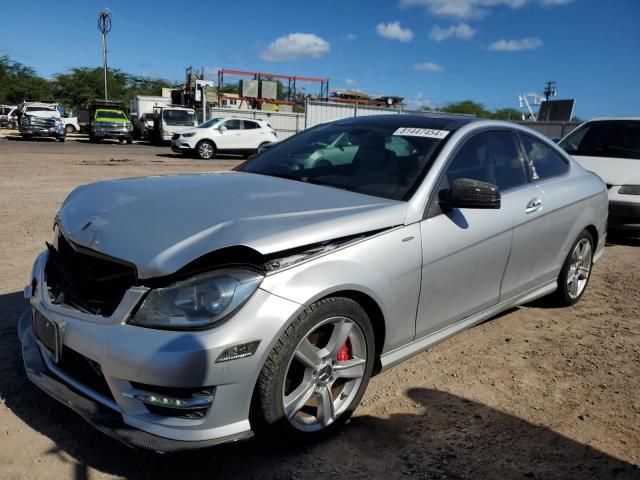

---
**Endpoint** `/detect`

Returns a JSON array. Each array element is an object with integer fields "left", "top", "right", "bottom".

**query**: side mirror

[
  {"left": 444, "top": 178, "right": 501, "bottom": 209},
  {"left": 218, "top": 125, "right": 227, "bottom": 133},
  {"left": 257, "top": 142, "right": 275, "bottom": 154},
  {"left": 552, "top": 137, "right": 560, "bottom": 143}
]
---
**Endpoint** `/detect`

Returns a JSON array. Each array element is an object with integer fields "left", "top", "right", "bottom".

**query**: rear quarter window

[{"left": 520, "top": 133, "right": 569, "bottom": 180}]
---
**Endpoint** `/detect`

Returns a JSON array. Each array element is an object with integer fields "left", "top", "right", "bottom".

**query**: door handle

[{"left": 525, "top": 198, "right": 543, "bottom": 214}]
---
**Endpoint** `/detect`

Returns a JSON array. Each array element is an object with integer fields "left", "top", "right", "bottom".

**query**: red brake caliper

[{"left": 337, "top": 340, "right": 350, "bottom": 362}]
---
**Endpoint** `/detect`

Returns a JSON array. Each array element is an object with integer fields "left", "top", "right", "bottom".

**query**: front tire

[
  {"left": 65, "top": 124, "right": 76, "bottom": 134},
  {"left": 196, "top": 140, "right": 216, "bottom": 160},
  {"left": 552, "top": 230, "right": 594, "bottom": 306},
  {"left": 255, "top": 297, "right": 375, "bottom": 438}
]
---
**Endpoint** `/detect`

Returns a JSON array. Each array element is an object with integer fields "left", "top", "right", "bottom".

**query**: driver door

[
  {"left": 415, "top": 130, "right": 526, "bottom": 338},
  {"left": 216, "top": 119, "right": 243, "bottom": 149}
]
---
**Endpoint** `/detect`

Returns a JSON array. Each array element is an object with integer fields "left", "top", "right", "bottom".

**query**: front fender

[{"left": 260, "top": 224, "right": 422, "bottom": 353}]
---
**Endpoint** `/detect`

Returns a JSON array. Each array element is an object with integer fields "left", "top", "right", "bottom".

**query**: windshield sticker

[{"left": 393, "top": 127, "right": 449, "bottom": 139}]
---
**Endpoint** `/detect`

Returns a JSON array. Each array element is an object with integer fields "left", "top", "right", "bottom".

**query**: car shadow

[
  {"left": 606, "top": 231, "right": 640, "bottom": 247},
  {"left": 155, "top": 153, "right": 245, "bottom": 160},
  {"left": 1, "top": 290, "right": 637, "bottom": 479},
  {"left": 5, "top": 135, "right": 58, "bottom": 142}
]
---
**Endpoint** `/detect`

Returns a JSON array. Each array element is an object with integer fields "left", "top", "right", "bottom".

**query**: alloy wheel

[
  {"left": 198, "top": 142, "right": 214, "bottom": 159},
  {"left": 567, "top": 238, "right": 592, "bottom": 299},
  {"left": 282, "top": 316, "right": 367, "bottom": 432}
]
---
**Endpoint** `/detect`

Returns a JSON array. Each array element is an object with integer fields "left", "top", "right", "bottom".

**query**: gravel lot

[{"left": 0, "top": 133, "right": 639, "bottom": 479}]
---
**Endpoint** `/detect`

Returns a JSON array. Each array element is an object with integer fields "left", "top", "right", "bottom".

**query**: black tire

[
  {"left": 65, "top": 124, "right": 76, "bottom": 134},
  {"left": 254, "top": 297, "right": 375, "bottom": 439},
  {"left": 551, "top": 229, "right": 594, "bottom": 306},
  {"left": 126, "top": 138, "right": 133, "bottom": 145},
  {"left": 58, "top": 137, "right": 65, "bottom": 143},
  {"left": 196, "top": 140, "right": 216, "bottom": 160}
]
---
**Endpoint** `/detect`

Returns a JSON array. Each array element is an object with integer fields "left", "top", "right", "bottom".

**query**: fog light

[
  {"left": 123, "top": 391, "right": 214, "bottom": 410},
  {"left": 216, "top": 340, "right": 260, "bottom": 363}
]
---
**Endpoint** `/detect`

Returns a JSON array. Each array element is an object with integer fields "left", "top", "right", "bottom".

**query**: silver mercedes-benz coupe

[{"left": 20, "top": 115, "right": 607, "bottom": 451}]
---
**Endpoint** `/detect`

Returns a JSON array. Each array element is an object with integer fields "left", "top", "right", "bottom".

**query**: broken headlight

[{"left": 130, "top": 269, "right": 263, "bottom": 330}]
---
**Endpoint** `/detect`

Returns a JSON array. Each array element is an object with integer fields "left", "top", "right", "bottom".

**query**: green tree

[
  {"left": 52, "top": 67, "right": 174, "bottom": 109},
  {"left": 440, "top": 100, "right": 492, "bottom": 118},
  {"left": 492, "top": 108, "right": 523, "bottom": 121},
  {"left": 0, "top": 55, "right": 52, "bottom": 104}
]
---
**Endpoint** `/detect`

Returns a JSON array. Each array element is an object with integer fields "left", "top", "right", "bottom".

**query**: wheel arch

[
  {"left": 584, "top": 224, "right": 598, "bottom": 250},
  {"left": 322, "top": 290, "right": 386, "bottom": 375}
]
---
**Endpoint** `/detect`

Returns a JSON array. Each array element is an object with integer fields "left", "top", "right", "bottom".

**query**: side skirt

[{"left": 379, "top": 279, "right": 558, "bottom": 371}]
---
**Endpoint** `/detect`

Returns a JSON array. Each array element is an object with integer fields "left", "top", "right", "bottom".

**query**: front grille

[
  {"left": 56, "top": 346, "right": 115, "bottom": 401},
  {"left": 31, "top": 117, "right": 57, "bottom": 127},
  {"left": 45, "top": 232, "right": 137, "bottom": 316}
]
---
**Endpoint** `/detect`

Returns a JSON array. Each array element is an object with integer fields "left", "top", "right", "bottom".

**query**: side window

[
  {"left": 243, "top": 120, "right": 259, "bottom": 129},
  {"left": 442, "top": 130, "right": 527, "bottom": 192},
  {"left": 224, "top": 119, "right": 241, "bottom": 130},
  {"left": 520, "top": 133, "right": 569, "bottom": 180}
]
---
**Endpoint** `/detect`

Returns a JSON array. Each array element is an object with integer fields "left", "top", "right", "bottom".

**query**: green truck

[{"left": 89, "top": 108, "right": 134, "bottom": 144}]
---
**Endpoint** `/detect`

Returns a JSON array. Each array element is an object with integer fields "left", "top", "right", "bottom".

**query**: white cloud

[
  {"left": 399, "top": 0, "right": 573, "bottom": 19},
  {"left": 260, "top": 33, "right": 330, "bottom": 61},
  {"left": 345, "top": 78, "right": 356, "bottom": 86},
  {"left": 413, "top": 62, "right": 445, "bottom": 72},
  {"left": 429, "top": 23, "right": 476, "bottom": 41},
  {"left": 376, "top": 21, "right": 414, "bottom": 42},
  {"left": 488, "top": 37, "right": 542, "bottom": 51},
  {"left": 346, "top": 33, "right": 357, "bottom": 41},
  {"left": 405, "top": 92, "right": 437, "bottom": 110}
]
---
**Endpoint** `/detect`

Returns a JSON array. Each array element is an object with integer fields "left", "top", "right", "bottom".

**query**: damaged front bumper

[{"left": 19, "top": 250, "right": 302, "bottom": 451}]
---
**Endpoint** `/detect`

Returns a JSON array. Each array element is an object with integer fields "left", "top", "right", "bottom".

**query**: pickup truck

[
  {"left": 90, "top": 108, "right": 134, "bottom": 144},
  {"left": 19, "top": 103, "right": 65, "bottom": 141}
]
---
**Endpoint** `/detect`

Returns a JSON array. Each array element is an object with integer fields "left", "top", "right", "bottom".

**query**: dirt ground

[{"left": 0, "top": 133, "right": 639, "bottom": 480}]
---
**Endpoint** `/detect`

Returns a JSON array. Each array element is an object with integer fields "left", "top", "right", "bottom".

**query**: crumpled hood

[
  {"left": 57, "top": 171, "right": 407, "bottom": 279},
  {"left": 27, "top": 110, "right": 60, "bottom": 120},
  {"left": 572, "top": 155, "right": 640, "bottom": 185}
]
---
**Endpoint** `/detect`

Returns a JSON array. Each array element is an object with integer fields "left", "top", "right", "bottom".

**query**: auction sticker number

[{"left": 393, "top": 128, "right": 449, "bottom": 139}]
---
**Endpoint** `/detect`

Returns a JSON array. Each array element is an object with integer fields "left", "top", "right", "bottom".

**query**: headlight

[
  {"left": 130, "top": 269, "right": 263, "bottom": 330},
  {"left": 619, "top": 185, "right": 640, "bottom": 195},
  {"left": 126, "top": 123, "right": 133, "bottom": 130},
  {"left": 22, "top": 115, "right": 31, "bottom": 125},
  {"left": 182, "top": 132, "right": 195, "bottom": 138}
]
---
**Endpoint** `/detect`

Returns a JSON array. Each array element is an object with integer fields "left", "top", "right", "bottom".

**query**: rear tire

[
  {"left": 196, "top": 140, "right": 216, "bottom": 160},
  {"left": 551, "top": 229, "right": 594, "bottom": 306},
  {"left": 254, "top": 297, "right": 375, "bottom": 439}
]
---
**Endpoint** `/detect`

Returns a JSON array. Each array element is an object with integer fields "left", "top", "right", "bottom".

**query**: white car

[
  {"left": 171, "top": 117, "right": 277, "bottom": 159},
  {"left": 558, "top": 118, "right": 640, "bottom": 232},
  {"left": 63, "top": 117, "right": 80, "bottom": 134}
]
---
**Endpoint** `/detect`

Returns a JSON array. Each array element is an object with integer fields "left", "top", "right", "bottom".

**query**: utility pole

[
  {"left": 98, "top": 10, "right": 112, "bottom": 101},
  {"left": 543, "top": 81, "right": 557, "bottom": 102}
]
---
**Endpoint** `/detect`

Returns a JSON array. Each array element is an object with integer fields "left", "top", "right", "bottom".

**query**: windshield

[
  {"left": 163, "top": 109, "right": 196, "bottom": 126},
  {"left": 239, "top": 122, "right": 450, "bottom": 201},
  {"left": 96, "top": 110, "right": 128, "bottom": 120},
  {"left": 559, "top": 120, "right": 640, "bottom": 160},
  {"left": 197, "top": 117, "right": 224, "bottom": 128}
]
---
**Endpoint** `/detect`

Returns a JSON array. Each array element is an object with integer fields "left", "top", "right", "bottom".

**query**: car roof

[
  {"left": 583, "top": 117, "right": 640, "bottom": 122},
  {"left": 96, "top": 108, "right": 125, "bottom": 113},
  {"left": 333, "top": 113, "right": 479, "bottom": 131}
]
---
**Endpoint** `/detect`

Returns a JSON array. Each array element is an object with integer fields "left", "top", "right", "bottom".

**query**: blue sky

[{"left": 1, "top": 0, "right": 639, "bottom": 118}]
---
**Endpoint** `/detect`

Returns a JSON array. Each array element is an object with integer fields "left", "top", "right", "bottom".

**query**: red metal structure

[{"left": 217, "top": 69, "right": 329, "bottom": 108}]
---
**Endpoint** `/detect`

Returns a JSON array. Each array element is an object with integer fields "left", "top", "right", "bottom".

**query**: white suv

[{"left": 171, "top": 117, "right": 277, "bottom": 159}]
